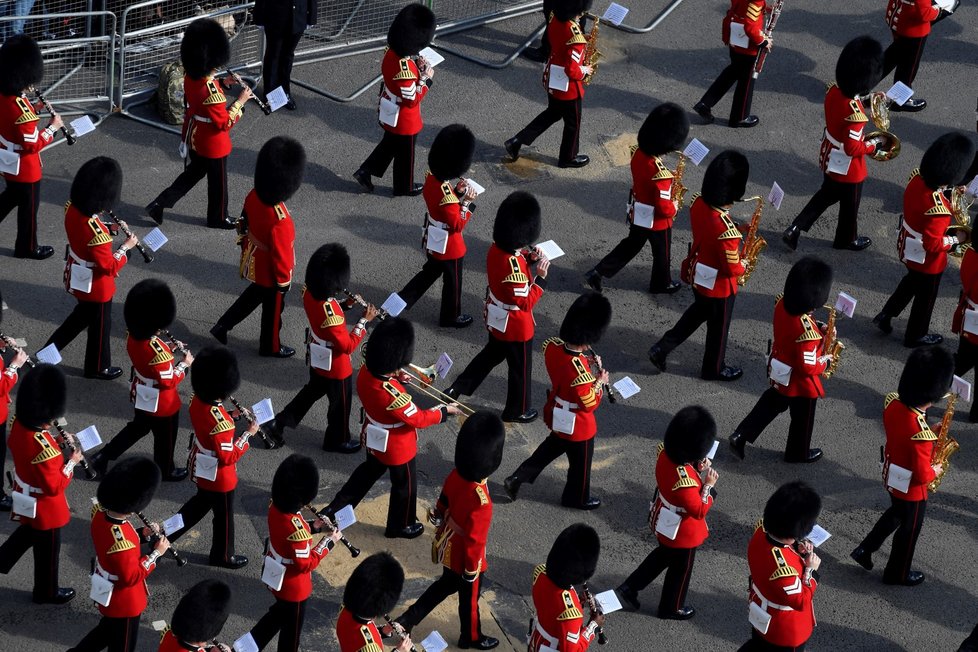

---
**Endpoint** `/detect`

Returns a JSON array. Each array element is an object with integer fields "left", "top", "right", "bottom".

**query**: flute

[
  {"left": 225, "top": 395, "right": 272, "bottom": 447},
  {"left": 584, "top": 347, "right": 616, "bottom": 404},
  {"left": 223, "top": 69, "right": 271, "bottom": 115},
  {"left": 105, "top": 210, "right": 153, "bottom": 263},
  {"left": 383, "top": 615, "right": 417, "bottom": 652},
  {"left": 581, "top": 582, "right": 608, "bottom": 645},
  {"left": 342, "top": 289, "right": 387, "bottom": 320},
  {"left": 133, "top": 510, "right": 188, "bottom": 567},
  {"left": 0, "top": 332, "right": 36, "bottom": 368},
  {"left": 304, "top": 504, "right": 361, "bottom": 557},
  {"left": 29, "top": 86, "right": 75, "bottom": 145},
  {"left": 53, "top": 423, "right": 96, "bottom": 479}
]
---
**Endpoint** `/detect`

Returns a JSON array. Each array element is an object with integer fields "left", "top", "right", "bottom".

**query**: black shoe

[
  {"left": 521, "top": 46, "right": 547, "bottom": 63},
  {"left": 558, "top": 155, "right": 590, "bottom": 169},
  {"left": 705, "top": 366, "right": 742, "bottom": 382},
  {"left": 617, "top": 584, "right": 640, "bottom": 611},
  {"left": 353, "top": 168, "right": 374, "bottom": 193},
  {"left": 324, "top": 440, "right": 362, "bottom": 454},
  {"left": 210, "top": 555, "right": 248, "bottom": 569},
  {"left": 163, "top": 467, "right": 188, "bottom": 482},
  {"left": 503, "top": 475, "right": 521, "bottom": 501},
  {"left": 782, "top": 225, "right": 800, "bottom": 251},
  {"left": 502, "top": 409, "right": 538, "bottom": 424},
  {"left": 504, "top": 137, "right": 522, "bottom": 161},
  {"left": 440, "top": 314, "right": 473, "bottom": 328},
  {"left": 883, "top": 571, "right": 925, "bottom": 586},
  {"left": 14, "top": 245, "right": 54, "bottom": 260},
  {"left": 833, "top": 236, "right": 872, "bottom": 251},
  {"left": 393, "top": 184, "right": 424, "bottom": 197},
  {"left": 444, "top": 386, "right": 460, "bottom": 401},
  {"left": 285, "top": 96, "right": 297, "bottom": 111},
  {"left": 385, "top": 522, "right": 424, "bottom": 539},
  {"left": 648, "top": 345, "right": 667, "bottom": 372},
  {"left": 584, "top": 269, "right": 603, "bottom": 292},
  {"left": 650, "top": 281, "right": 682, "bottom": 295},
  {"left": 562, "top": 497, "right": 601, "bottom": 510},
  {"left": 207, "top": 216, "right": 237, "bottom": 230},
  {"left": 265, "top": 420, "right": 286, "bottom": 448},
  {"left": 693, "top": 101, "right": 714, "bottom": 124},
  {"left": 728, "top": 432, "right": 746, "bottom": 460},
  {"left": 145, "top": 201, "right": 164, "bottom": 225},
  {"left": 260, "top": 346, "right": 296, "bottom": 358},
  {"left": 785, "top": 448, "right": 823, "bottom": 463},
  {"left": 850, "top": 546, "right": 874, "bottom": 571},
  {"left": 890, "top": 97, "right": 926, "bottom": 112},
  {"left": 33, "top": 588, "right": 76, "bottom": 605},
  {"left": 873, "top": 312, "right": 893, "bottom": 335},
  {"left": 85, "top": 367, "right": 123, "bottom": 380},
  {"left": 905, "top": 333, "right": 943, "bottom": 347},
  {"left": 89, "top": 453, "right": 108, "bottom": 479},
  {"left": 458, "top": 636, "right": 499, "bottom": 650},
  {"left": 730, "top": 115, "right": 759, "bottom": 128},
  {"left": 0, "top": 493, "right": 11, "bottom": 512},
  {"left": 658, "top": 606, "right": 695, "bottom": 620},
  {"left": 209, "top": 324, "right": 229, "bottom": 345}
]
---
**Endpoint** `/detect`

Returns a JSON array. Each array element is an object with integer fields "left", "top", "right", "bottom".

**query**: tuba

[
  {"left": 947, "top": 185, "right": 974, "bottom": 259},
  {"left": 865, "top": 92, "right": 900, "bottom": 162},
  {"left": 737, "top": 196, "right": 767, "bottom": 287},
  {"left": 927, "top": 392, "right": 960, "bottom": 492},
  {"left": 820, "top": 304, "right": 844, "bottom": 379},
  {"left": 671, "top": 151, "right": 689, "bottom": 210},
  {"left": 581, "top": 13, "right": 602, "bottom": 85}
]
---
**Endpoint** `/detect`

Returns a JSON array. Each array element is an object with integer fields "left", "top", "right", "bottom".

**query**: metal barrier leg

[
  {"left": 431, "top": 23, "right": 544, "bottom": 70},
  {"left": 302, "top": 0, "right": 368, "bottom": 44}
]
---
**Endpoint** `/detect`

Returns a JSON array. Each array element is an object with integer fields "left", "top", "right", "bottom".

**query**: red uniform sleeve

[
  {"left": 88, "top": 235, "right": 128, "bottom": 277},
  {"left": 910, "top": 437, "right": 937, "bottom": 485},
  {"left": 330, "top": 321, "right": 366, "bottom": 355},
  {"left": 15, "top": 117, "right": 54, "bottom": 153},
  {"left": 772, "top": 568, "right": 817, "bottom": 611},
  {"left": 201, "top": 80, "right": 243, "bottom": 132},
  {"left": 653, "top": 175, "right": 677, "bottom": 220},
  {"left": 213, "top": 430, "right": 249, "bottom": 466},
  {"left": 510, "top": 280, "right": 545, "bottom": 312},
  {"left": 563, "top": 40, "right": 587, "bottom": 82},
  {"left": 744, "top": 0, "right": 767, "bottom": 44},
  {"left": 719, "top": 236, "right": 747, "bottom": 278},
  {"left": 151, "top": 359, "right": 186, "bottom": 391},
  {"left": 669, "top": 483, "right": 713, "bottom": 521},
  {"left": 459, "top": 501, "right": 492, "bottom": 580},
  {"left": 269, "top": 215, "right": 295, "bottom": 289},
  {"left": 394, "top": 60, "right": 429, "bottom": 109},
  {"left": 843, "top": 120, "right": 875, "bottom": 158},
  {"left": 289, "top": 534, "right": 329, "bottom": 574},
  {"left": 102, "top": 542, "right": 155, "bottom": 588},
  {"left": 557, "top": 614, "right": 596, "bottom": 651},
  {"left": 570, "top": 363, "right": 601, "bottom": 414},
  {"left": 921, "top": 214, "right": 954, "bottom": 254},
  {"left": 792, "top": 323, "right": 828, "bottom": 377},
  {"left": 908, "top": 0, "right": 940, "bottom": 22},
  {"left": 391, "top": 396, "right": 445, "bottom": 430},
  {"left": 440, "top": 202, "right": 472, "bottom": 233},
  {"left": 34, "top": 444, "right": 73, "bottom": 496},
  {"left": 0, "top": 365, "right": 18, "bottom": 399}
]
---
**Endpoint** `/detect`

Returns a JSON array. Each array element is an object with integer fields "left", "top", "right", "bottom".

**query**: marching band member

[
  {"left": 729, "top": 257, "right": 833, "bottom": 463},
  {"left": 45, "top": 157, "right": 136, "bottom": 381},
  {"left": 446, "top": 192, "right": 548, "bottom": 423},
  {"left": 738, "top": 481, "right": 822, "bottom": 651},
  {"left": 211, "top": 136, "right": 304, "bottom": 358},
  {"left": 505, "top": 0, "right": 594, "bottom": 169},
  {"left": 353, "top": 5, "right": 436, "bottom": 196},
  {"left": 585, "top": 102, "right": 689, "bottom": 294},
  {"left": 397, "top": 124, "right": 478, "bottom": 328},
  {"left": 850, "top": 345, "right": 952, "bottom": 586},
  {"left": 91, "top": 280, "right": 192, "bottom": 480},
  {"left": 0, "top": 364, "right": 80, "bottom": 604},
  {"left": 874, "top": 133, "right": 975, "bottom": 346},
  {"left": 617, "top": 406, "right": 718, "bottom": 621},
  {"left": 167, "top": 346, "right": 258, "bottom": 569},
  {"left": 322, "top": 317, "right": 460, "bottom": 539},
  {"left": 0, "top": 288, "right": 29, "bottom": 511},
  {"left": 0, "top": 35, "right": 56, "bottom": 260},
  {"left": 146, "top": 18, "right": 252, "bottom": 229},
  {"left": 782, "top": 36, "right": 883, "bottom": 252},
  {"left": 648, "top": 150, "right": 749, "bottom": 382},
  {"left": 529, "top": 523, "right": 604, "bottom": 652},
  {"left": 880, "top": 0, "right": 957, "bottom": 113},
  {"left": 337, "top": 552, "right": 413, "bottom": 652},
  {"left": 952, "top": 246, "right": 978, "bottom": 422},
  {"left": 391, "top": 412, "right": 505, "bottom": 650},
  {"left": 693, "top": 0, "right": 770, "bottom": 128},
  {"left": 159, "top": 580, "right": 232, "bottom": 652},
  {"left": 504, "top": 293, "right": 611, "bottom": 510},
  {"left": 521, "top": 0, "right": 558, "bottom": 62},
  {"left": 69, "top": 457, "right": 168, "bottom": 652},
  {"left": 268, "top": 243, "right": 379, "bottom": 452}
]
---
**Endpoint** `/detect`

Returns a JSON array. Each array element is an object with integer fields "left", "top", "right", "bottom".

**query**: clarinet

[
  {"left": 752, "top": 0, "right": 784, "bottom": 79},
  {"left": 223, "top": 69, "right": 272, "bottom": 115},
  {"left": 159, "top": 329, "right": 188, "bottom": 355},
  {"left": 133, "top": 510, "right": 188, "bottom": 567},
  {"left": 105, "top": 210, "right": 153, "bottom": 263},
  {"left": 342, "top": 289, "right": 387, "bottom": 320},
  {"left": 583, "top": 348, "right": 616, "bottom": 404},
  {"left": 29, "top": 86, "right": 75, "bottom": 145},
  {"left": 0, "top": 333, "right": 37, "bottom": 368},
  {"left": 226, "top": 395, "right": 272, "bottom": 447},
  {"left": 383, "top": 615, "right": 418, "bottom": 652},
  {"left": 794, "top": 539, "right": 814, "bottom": 586},
  {"left": 304, "top": 504, "right": 361, "bottom": 557},
  {"left": 581, "top": 582, "right": 608, "bottom": 645},
  {"left": 53, "top": 423, "right": 96, "bottom": 479}
]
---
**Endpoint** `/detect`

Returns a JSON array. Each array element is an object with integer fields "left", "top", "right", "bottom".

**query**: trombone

[{"left": 400, "top": 362, "right": 475, "bottom": 417}]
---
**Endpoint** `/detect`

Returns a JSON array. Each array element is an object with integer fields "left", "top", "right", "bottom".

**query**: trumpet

[
  {"left": 28, "top": 85, "right": 74, "bottom": 145},
  {"left": 583, "top": 348, "right": 616, "bottom": 404},
  {"left": 400, "top": 363, "right": 475, "bottom": 416},
  {"left": 303, "top": 504, "right": 361, "bottom": 557},
  {"left": 0, "top": 332, "right": 36, "bottom": 368},
  {"left": 581, "top": 582, "right": 608, "bottom": 645},
  {"left": 226, "top": 395, "right": 273, "bottom": 447},
  {"left": 53, "top": 422, "right": 97, "bottom": 479},
  {"left": 105, "top": 210, "right": 153, "bottom": 263},
  {"left": 737, "top": 196, "right": 767, "bottom": 287},
  {"left": 864, "top": 92, "right": 900, "bottom": 162},
  {"left": 134, "top": 510, "right": 188, "bottom": 567},
  {"left": 383, "top": 615, "right": 417, "bottom": 652},
  {"left": 222, "top": 69, "right": 271, "bottom": 115},
  {"left": 342, "top": 289, "right": 387, "bottom": 320}
]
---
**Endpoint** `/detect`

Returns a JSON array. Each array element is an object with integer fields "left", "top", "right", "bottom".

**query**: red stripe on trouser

[
  {"left": 521, "top": 341, "right": 530, "bottom": 413},
  {"left": 899, "top": 501, "right": 923, "bottom": 576},
  {"left": 96, "top": 302, "right": 108, "bottom": 370},
  {"left": 402, "top": 463, "right": 413, "bottom": 527},
  {"left": 289, "top": 601, "right": 302, "bottom": 651},
  {"left": 29, "top": 182, "right": 36, "bottom": 250},
  {"left": 222, "top": 492, "right": 231, "bottom": 560},
  {"left": 673, "top": 549, "right": 695, "bottom": 610},
  {"left": 467, "top": 574, "right": 481, "bottom": 640},
  {"left": 271, "top": 291, "right": 283, "bottom": 350}
]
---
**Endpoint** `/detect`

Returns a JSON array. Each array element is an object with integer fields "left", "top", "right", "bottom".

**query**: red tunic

[
  {"left": 378, "top": 49, "right": 429, "bottom": 136},
  {"left": 819, "top": 85, "right": 876, "bottom": 184},
  {"left": 183, "top": 76, "right": 243, "bottom": 159},
  {"left": 682, "top": 196, "right": 744, "bottom": 299},
  {"left": 423, "top": 173, "right": 471, "bottom": 261},
  {"left": 127, "top": 335, "right": 186, "bottom": 417},
  {"left": 629, "top": 150, "right": 677, "bottom": 232},
  {"left": 0, "top": 358, "right": 18, "bottom": 427},
  {"left": 746, "top": 523, "right": 817, "bottom": 648},
  {"left": 887, "top": 0, "right": 938, "bottom": 37},
  {"left": 63, "top": 202, "right": 127, "bottom": 303},
  {"left": 188, "top": 396, "right": 248, "bottom": 492},
  {"left": 951, "top": 247, "right": 978, "bottom": 344},
  {"left": 882, "top": 394, "right": 937, "bottom": 502},
  {"left": 432, "top": 469, "right": 492, "bottom": 579},
  {"left": 239, "top": 189, "right": 295, "bottom": 290},
  {"left": 897, "top": 172, "right": 954, "bottom": 275},
  {"left": 91, "top": 507, "right": 155, "bottom": 618},
  {"left": 723, "top": 0, "right": 767, "bottom": 55},
  {"left": 650, "top": 449, "right": 712, "bottom": 549},
  {"left": 356, "top": 366, "right": 445, "bottom": 467},
  {"left": 528, "top": 565, "right": 597, "bottom": 652},
  {"left": 541, "top": 338, "right": 601, "bottom": 441},
  {"left": 8, "top": 419, "right": 72, "bottom": 530},
  {"left": 264, "top": 504, "right": 330, "bottom": 602},
  {"left": 768, "top": 299, "right": 827, "bottom": 399},
  {"left": 484, "top": 244, "right": 545, "bottom": 342},
  {"left": 157, "top": 630, "right": 211, "bottom": 652},
  {"left": 336, "top": 606, "right": 384, "bottom": 652},
  {"left": 543, "top": 16, "right": 588, "bottom": 101},
  {"left": 303, "top": 288, "right": 367, "bottom": 380},
  {"left": 0, "top": 94, "right": 53, "bottom": 183}
]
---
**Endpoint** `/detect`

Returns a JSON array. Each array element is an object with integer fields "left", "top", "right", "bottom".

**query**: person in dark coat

[{"left": 253, "top": 0, "right": 317, "bottom": 109}]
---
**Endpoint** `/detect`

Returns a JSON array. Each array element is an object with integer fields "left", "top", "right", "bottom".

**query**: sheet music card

[
  {"left": 952, "top": 375, "right": 972, "bottom": 402},
  {"left": 381, "top": 293, "right": 407, "bottom": 317},
  {"left": 36, "top": 343, "right": 62, "bottom": 365},
  {"left": 69, "top": 115, "right": 96, "bottom": 137},
  {"left": 834, "top": 292, "right": 857, "bottom": 318},
  {"left": 420, "top": 631, "right": 448, "bottom": 652},
  {"left": 143, "top": 228, "right": 168, "bottom": 252},
  {"left": 251, "top": 398, "right": 275, "bottom": 424},
  {"left": 594, "top": 589, "right": 624, "bottom": 614},
  {"left": 75, "top": 425, "right": 102, "bottom": 452},
  {"left": 601, "top": 2, "right": 629, "bottom": 25},
  {"left": 885, "top": 81, "right": 914, "bottom": 106},
  {"left": 463, "top": 178, "right": 485, "bottom": 195},
  {"left": 707, "top": 440, "right": 720, "bottom": 460},
  {"left": 418, "top": 47, "right": 445, "bottom": 67},
  {"left": 612, "top": 376, "right": 640, "bottom": 399},
  {"left": 334, "top": 504, "right": 357, "bottom": 530},
  {"left": 967, "top": 175, "right": 978, "bottom": 198},
  {"left": 768, "top": 182, "right": 785, "bottom": 210},
  {"left": 805, "top": 524, "right": 831, "bottom": 547},
  {"left": 683, "top": 138, "right": 710, "bottom": 165},
  {"left": 436, "top": 352, "right": 453, "bottom": 379},
  {"left": 266, "top": 86, "right": 288, "bottom": 112},
  {"left": 162, "top": 513, "right": 185, "bottom": 536},
  {"left": 534, "top": 240, "right": 565, "bottom": 260}
]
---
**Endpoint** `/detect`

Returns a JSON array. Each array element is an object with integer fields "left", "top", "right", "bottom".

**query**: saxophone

[
  {"left": 927, "top": 392, "right": 960, "bottom": 492},
  {"left": 671, "top": 151, "right": 688, "bottom": 210},
  {"left": 820, "top": 304, "right": 844, "bottom": 379},
  {"left": 581, "top": 13, "right": 602, "bottom": 86},
  {"left": 737, "top": 196, "right": 767, "bottom": 287}
]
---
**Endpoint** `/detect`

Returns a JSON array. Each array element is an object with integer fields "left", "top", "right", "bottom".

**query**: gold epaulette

[
  {"left": 746, "top": 2, "right": 762, "bottom": 21},
  {"left": 107, "top": 525, "right": 136, "bottom": 554},
  {"left": 755, "top": 518, "right": 764, "bottom": 532},
  {"left": 656, "top": 442, "right": 664, "bottom": 456},
  {"left": 884, "top": 392, "right": 899, "bottom": 409},
  {"left": 203, "top": 80, "right": 227, "bottom": 105},
  {"left": 796, "top": 316, "right": 821, "bottom": 343},
  {"left": 91, "top": 500, "right": 103, "bottom": 519},
  {"left": 31, "top": 432, "right": 60, "bottom": 464},
  {"left": 148, "top": 338, "right": 175, "bottom": 365},
  {"left": 502, "top": 256, "right": 529, "bottom": 284},
  {"left": 569, "top": 357, "right": 596, "bottom": 387},
  {"left": 542, "top": 336, "right": 564, "bottom": 353},
  {"left": 274, "top": 204, "right": 288, "bottom": 221},
  {"left": 557, "top": 590, "right": 582, "bottom": 620},
  {"left": 908, "top": 168, "right": 920, "bottom": 181},
  {"left": 393, "top": 58, "right": 417, "bottom": 81},
  {"left": 14, "top": 96, "right": 38, "bottom": 124},
  {"left": 628, "top": 143, "right": 638, "bottom": 157},
  {"left": 567, "top": 22, "right": 587, "bottom": 45},
  {"left": 383, "top": 382, "right": 412, "bottom": 411},
  {"left": 718, "top": 214, "right": 742, "bottom": 240},
  {"left": 321, "top": 301, "right": 345, "bottom": 328},
  {"left": 825, "top": 82, "right": 837, "bottom": 94},
  {"left": 87, "top": 217, "right": 112, "bottom": 247},
  {"left": 157, "top": 624, "right": 171, "bottom": 642},
  {"left": 533, "top": 563, "right": 547, "bottom": 584},
  {"left": 439, "top": 182, "right": 459, "bottom": 206},
  {"left": 287, "top": 516, "right": 312, "bottom": 542},
  {"left": 209, "top": 406, "right": 235, "bottom": 435},
  {"left": 925, "top": 192, "right": 952, "bottom": 216},
  {"left": 651, "top": 157, "right": 674, "bottom": 181},
  {"left": 775, "top": 293, "right": 784, "bottom": 303},
  {"left": 475, "top": 485, "right": 489, "bottom": 505},
  {"left": 673, "top": 466, "right": 698, "bottom": 490},
  {"left": 355, "top": 639, "right": 384, "bottom": 652},
  {"left": 769, "top": 548, "right": 799, "bottom": 579},
  {"left": 845, "top": 100, "right": 869, "bottom": 123},
  {"left": 910, "top": 426, "right": 938, "bottom": 441},
  {"left": 690, "top": 192, "right": 701, "bottom": 202}
]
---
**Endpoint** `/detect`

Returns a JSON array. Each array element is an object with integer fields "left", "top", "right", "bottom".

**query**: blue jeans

[{"left": 2, "top": 0, "right": 36, "bottom": 40}]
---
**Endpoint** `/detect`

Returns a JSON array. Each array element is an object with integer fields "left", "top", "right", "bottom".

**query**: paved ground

[{"left": 1, "top": 0, "right": 977, "bottom": 650}]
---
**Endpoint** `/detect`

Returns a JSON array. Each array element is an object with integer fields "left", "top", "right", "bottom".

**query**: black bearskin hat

[
  {"left": 190, "top": 346, "right": 240, "bottom": 403},
  {"left": 701, "top": 150, "right": 749, "bottom": 207},
  {"left": 493, "top": 191, "right": 541, "bottom": 251},
  {"left": 898, "top": 345, "right": 954, "bottom": 407},
  {"left": 455, "top": 411, "right": 505, "bottom": 482},
  {"left": 97, "top": 456, "right": 161, "bottom": 514},
  {"left": 836, "top": 36, "right": 883, "bottom": 98},
  {"left": 637, "top": 102, "right": 689, "bottom": 156},
  {"left": 364, "top": 317, "right": 414, "bottom": 375},
  {"left": 387, "top": 5, "right": 436, "bottom": 57},
  {"left": 663, "top": 405, "right": 716, "bottom": 464},
  {"left": 0, "top": 35, "right": 43, "bottom": 96},
  {"left": 559, "top": 293, "right": 612, "bottom": 345},
  {"left": 124, "top": 279, "right": 176, "bottom": 340},
  {"left": 547, "top": 523, "right": 599, "bottom": 588},
  {"left": 920, "top": 132, "right": 976, "bottom": 190},
  {"left": 16, "top": 364, "right": 66, "bottom": 430},
  {"left": 255, "top": 136, "right": 306, "bottom": 206},
  {"left": 553, "top": 0, "right": 594, "bottom": 21},
  {"left": 305, "top": 243, "right": 351, "bottom": 301},
  {"left": 783, "top": 257, "right": 832, "bottom": 316},
  {"left": 764, "top": 481, "right": 822, "bottom": 541},
  {"left": 181, "top": 18, "right": 231, "bottom": 79},
  {"left": 272, "top": 454, "right": 319, "bottom": 513},
  {"left": 171, "top": 580, "right": 232, "bottom": 644},
  {"left": 428, "top": 124, "right": 475, "bottom": 181},
  {"left": 344, "top": 552, "right": 405, "bottom": 619},
  {"left": 70, "top": 157, "right": 123, "bottom": 216}
]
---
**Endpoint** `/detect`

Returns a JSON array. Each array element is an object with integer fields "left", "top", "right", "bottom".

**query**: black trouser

[
  {"left": 594, "top": 225, "right": 673, "bottom": 290},
  {"left": 622, "top": 545, "right": 697, "bottom": 614},
  {"left": 262, "top": 30, "right": 304, "bottom": 96},
  {"left": 954, "top": 337, "right": 978, "bottom": 421},
  {"left": 699, "top": 48, "right": 758, "bottom": 123},
  {"left": 398, "top": 567, "right": 484, "bottom": 644},
  {"left": 250, "top": 597, "right": 307, "bottom": 652},
  {"left": 0, "top": 178, "right": 41, "bottom": 255},
  {"left": 882, "top": 33, "right": 927, "bottom": 89},
  {"left": 216, "top": 283, "right": 286, "bottom": 354},
  {"left": 790, "top": 176, "right": 862, "bottom": 247},
  {"left": 326, "top": 454, "right": 417, "bottom": 534},
  {"left": 46, "top": 298, "right": 112, "bottom": 376},
  {"left": 169, "top": 487, "right": 236, "bottom": 562},
  {"left": 0, "top": 525, "right": 61, "bottom": 599},
  {"left": 881, "top": 269, "right": 943, "bottom": 344},
  {"left": 68, "top": 615, "right": 141, "bottom": 652},
  {"left": 153, "top": 151, "right": 229, "bottom": 226},
  {"left": 277, "top": 372, "right": 353, "bottom": 449},
  {"left": 516, "top": 95, "right": 582, "bottom": 164},
  {"left": 450, "top": 333, "right": 533, "bottom": 418},
  {"left": 736, "top": 389, "right": 818, "bottom": 461},
  {"left": 737, "top": 631, "right": 807, "bottom": 652},
  {"left": 361, "top": 131, "right": 417, "bottom": 193},
  {"left": 100, "top": 410, "right": 181, "bottom": 475},
  {"left": 654, "top": 290, "right": 735, "bottom": 379},
  {"left": 511, "top": 434, "right": 594, "bottom": 507},
  {"left": 858, "top": 494, "right": 927, "bottom": 582},
  {"left": 399, "top": 254, "right": 465, "bottom": 325},
  {"left": 960, "top": 622, "right": 978, "bottom": 652}
]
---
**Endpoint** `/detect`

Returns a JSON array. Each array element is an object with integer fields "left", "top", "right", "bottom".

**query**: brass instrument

[
  {"left": 580, "top": 13, "right": 602, "bottom": 86},
  {"left": 737, "top": 196, "right": 767, "bottom": 287},
  {"left": 865, "top": 92, "right": 900, "bottom": 162},
  {"left": 303, "top": 504, "right": 361, "bottom": 557},
  {"left": 580, "top": 582, "right": 608, "bottom": 645},
  {"left": 821, "top": 304, "right": 844, "bottom": 379},
  {"left": 134, "top": 510, "right": 188, "bottom": 566},
  {"left": 947, "top": 185, "right": 974, "bottom": 259},
  {"left": 927, "top": 392, "right": 960, "bottom": 492},
  {"left": 670, "top": 151, "right": 689, "bottom": 210},
  {"left": 400, "top": 362, "right": 475, "bottom": 417}
]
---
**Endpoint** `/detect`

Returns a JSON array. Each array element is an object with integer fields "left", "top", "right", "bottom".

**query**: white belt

[
  {"left": 488, "top": 290, "right": 519, "bottom": 311},
  {"left": 532, "top": 618, "right": 559, "bottom": 647},
  {"left": 751, "top": 583, "right": 794, "bottom": 612},
  {"left": 95, "top": 559, "right": 119, "bottom": 582},
  {"left": 0, "top": 133, "right": 22, "bottom": 152},
  {"left": 309, "top": 331, "right": 332, "bottom": 347},
  {"left": 554, "top": 397, "right": 578, "bottom": 411},
  {"left": 133, "top": 369, "right": 157, "bottom": 387},
  {"left": 382, "top": 85, "right": 402, "bottom": 104},
  {"left": 192, "top": 115, "right": 213, "bottom": 123},
  {"left": 901, "top": 219, "right": 923, "bottom": 240},
  {"left": 967, "top": 298, "right": 977, "bottom": 310},
  {"left": 365, "top": 413, "right": 404, "bottom": 430},
  {"left": 823, "top": 129, "right": 844, "bottom": 149},
  {"left": 193, "top": 437, "right": 216, "bottom": 457},
  {"left": 658, "top": 493, "right": 686, "bottom": 515},
  {"left": 68, "top": 247, "right": 96, "bottom": 268},
  {"left": 13, "top": 472, "right": 42, "bottom": 495},
  {"left": 427, "top": 217, "right": 449, "bottom": 230},
  {"left": 267, "top": 543, "right": 293, "bottom": 565}
]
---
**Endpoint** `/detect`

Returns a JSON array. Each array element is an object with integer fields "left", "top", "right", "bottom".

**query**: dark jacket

[{"left": 254, "top": 0, "right": 317, "bottom": 34}]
